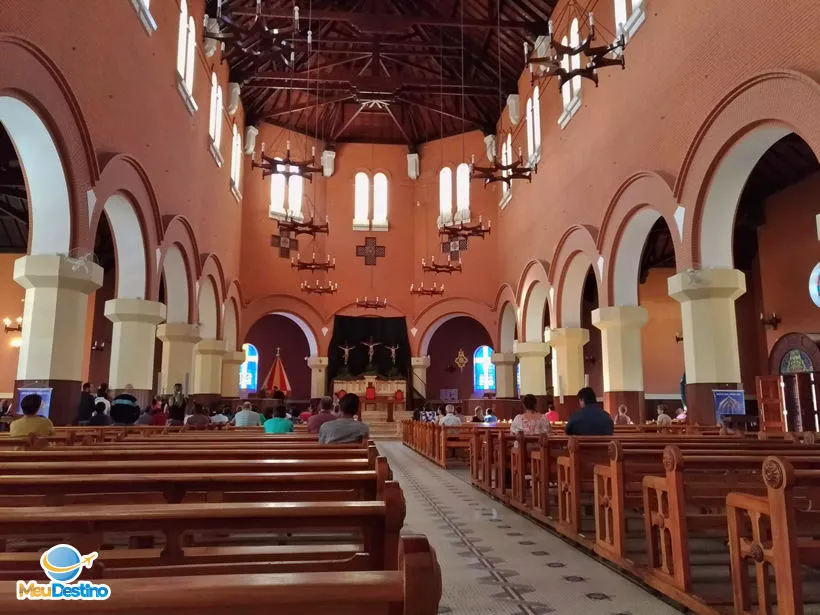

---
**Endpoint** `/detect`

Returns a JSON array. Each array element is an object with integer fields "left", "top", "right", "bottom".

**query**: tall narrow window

[
  {"left": 372, "top": 172, "right": 388, "bottom": 226},
  {"left": 270, "top": 159, "right": 286, "bottom": 216},
  {"left": 455, "top": 163, "right": 470, "bottom": 219},
  {"left": 570, "top": 19, "right": 581, "bottom": 98},
  {"left": 176, "top": 1, "right": 188, "bottom": 78},
  {"left": 208, "top": 73, "right": 223, "bottom": 155},
  {"left": 614, "top": 0, "right": 628, "bottom": 34},
  {"left": 525, "top": 97, "right": 534, "bottom": 159},
  {"left": 354, "top": 172, "right": 370, "bottom": 225},
  {"left": 473, "top": 346, "right": 496, "bottom": 392},
  {"left": 614, "top": 0, "right": 645, "bottom": 40},
  {"left": 560, "top": 37, "right": 572, "bottom": 111},
  {"left": 230, "top": 123, "right": 242, "bottom": 194},
  {"left": 176, "top": 1, "right": 196, "bottom": 106},
  {"left": 239, "top": 343, "right": 259, "bottom": 393},
  {"left": 533, "top": 86, "right": 541, "bottom": 152},
  {"left": 288, "top": 167, "right": 303, "bottom": 216},
  {"left": 439, "top": 167, "right": 453, "bottom": 223},
  {"left": 501, "top": 135, "right": 512, "bottom": 197}
]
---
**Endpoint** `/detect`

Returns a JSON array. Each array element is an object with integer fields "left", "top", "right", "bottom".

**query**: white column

[
  {"left": 546, "top": 328, "right": 589, "bottom": 399},
  {"left": 411, "top": 356, "right": 431, "bottom": 398},
  {"left": 156, "top": 323, "right": 200, "bottom": 394},
  {"left": 13, "top": 254, "right": 103, "bottom": 381},
  {"left": 220, "top": 350, "right": 245, "bottom": 398},
  {"left": 105, "top": 298, "right": 166, "bottom": 392},
  {"left": 591, "top": 305, "right": 648, "bottom": 395},
  {"left": 306, "top": 356, "right": 329, "bottom": 399},
  {"left": 513, "top": 341, "right": 550, "bottom": 396},
  {"left": 193, "top": 339, "right": 226, "bottom": 395},
  {"left": 491, "top": 352, "right": 516, "bottom": 397}
]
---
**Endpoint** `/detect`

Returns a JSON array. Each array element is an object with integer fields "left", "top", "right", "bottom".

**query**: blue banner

[{"left": 712, "top": 389, "right": 745, "bottom": 423}]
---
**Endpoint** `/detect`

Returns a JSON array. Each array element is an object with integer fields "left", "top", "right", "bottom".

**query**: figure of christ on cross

[
  {"left": 361, "top": 337, "right": 381, "bottom": 364},
  {"left": 339, "top": 343, "right": 356, "bottom": 366},
  {"left": 386, "top": 344, "right": 400, "bottom": 366}
]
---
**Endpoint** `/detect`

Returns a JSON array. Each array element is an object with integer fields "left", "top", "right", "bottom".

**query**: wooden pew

[
  {"left": 0, "top": 534, "right": 442, "bottom": 615},
  {"left": 727, "top": 456, "right": 820, "bottom": 615},
  {"left": 0, "top": 481, "right": 405, "bottom": 579}
]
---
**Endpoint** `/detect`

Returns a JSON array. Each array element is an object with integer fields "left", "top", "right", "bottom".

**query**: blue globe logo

[{"left": 40, "top": 544, "right": 84, "bottom": 583}]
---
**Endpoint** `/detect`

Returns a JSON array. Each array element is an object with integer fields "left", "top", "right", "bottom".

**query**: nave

[{"left": 379, "top": 442, "right": 678, "bottom": 615}]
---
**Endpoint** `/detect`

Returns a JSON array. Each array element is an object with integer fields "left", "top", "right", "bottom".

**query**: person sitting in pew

[
  {"left": 565, "top": 387, "right": 614, "bottom": 436},
  {"left": 210, "top": 406, "right": 229, "bottom": 425},
  {"left": 89, "top": 401, "right": 113, "bottom": 426},
  {"left": 614, "top": 404, "right": 633, "bottom": 425},
  {"left": 9, "top": 394, "right": 55, "bottom": 437},
  {"left": 232, "top": 401, "right": 263, "bottom": 427},
  {"left": 544, "top": 403, "right": 560, "bottom": 422},
  {"left": 655, "top": 404, "right": 673, "bottom": 427},
  {"left": 264, "top": 405, "right": 295, "bottom": 434},
  {"left": 319, "top": 393, "right": 369, "bottom": 444},
  {"left": 186, "top": 404, "right": 212, "bottom": 428},
  {"left": 439, "top": 404, "right": 463, "bottom": 426},
  {"left": 472, "top": 406, "right": 485, "bottom": 423},
  {"left": 484, "top": 408, "right": 498, "bottom": 424},
  {"left": 307, "top": 396, "right": 337, "bottom": 433},
  {"left": 511, "top": 394, "right": 551, "bottom": 435},
  {"left": 110, "top": 384, "right": 140, "bottom": 425}
]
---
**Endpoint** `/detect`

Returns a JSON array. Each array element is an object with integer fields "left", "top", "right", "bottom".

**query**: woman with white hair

[{"left": 439, "top": 404, "right": 463, "bottom": 426}]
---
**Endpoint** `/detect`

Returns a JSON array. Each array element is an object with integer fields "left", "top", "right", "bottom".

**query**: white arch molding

[
  {"left": 0, "top": 96, "right": 71, "bottom": 255},
  {"left": 612, "top": 208, "right": 662, "bottom": 306},
  {"left": 560, "top": 255, "right": 593, "bottom": 328},
  {"left": 270, "top": 312, "right": 318, "bottom": 356},
  {"left": 197, "top": 277, "right": 218, "bottom": 340},
  {"left": 499, "top": 304, "right": 516, "bottom": 352},
  {"left": 523, "top": 284, "right": 548, "bottom": 342},
  {"left": 223, "top": 300, "right": 238, "bottom": 351},
  {"left": 420, "top": 313, "right": 479, "bottom": 357},
  {"left": 162, "top": 245, "right": 189, "bottom": 323},
  {"left": 102, "top": 193, "right": 147, "bottom": 299},
  {"left": 700, "top": 126, "right": 792, "bottom": 268}
]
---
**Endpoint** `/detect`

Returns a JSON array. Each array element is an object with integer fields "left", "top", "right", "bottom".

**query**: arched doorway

[{"left": 423, "top": 316, "right": 491, "bottom": 403}]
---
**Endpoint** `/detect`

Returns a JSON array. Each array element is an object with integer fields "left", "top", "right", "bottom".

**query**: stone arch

[
  {"left": 222, "top": 298, "right": 239, "bottom": 352},
  {"left": 768, "top": 333, "right": 820, "bottom": 376},
  {"left": 156, "top": 216, "right": 199, "bottom": 323},
  {"left": 91, "top": 155, "right": 162, "bottom": 299},
  {"left": 494, "top": 284, "right": 518, "bottom": 353},
  {"left": 413, "top": 297, "right": 496, "bottom": 357},
  {"left": 675, "top": 71, "right": 820, "bottom": 269},
  {"left": 198, "top": 254, "right": 226, "bottom": 341},
  {"left": 223, "top": 280, "right": 244, "bottom": 349},
  {"left": 598, "top": 172, "right": 681, "bottom": 307},
  {"left": 551, "top": 225, "right": 601, "bottom": 328},
  {"left": 516, "top": 260, "right": 551, "bottom": 343},
  {"left": 0, "top": 35, "right": 99, "bottom": 254},
  {"left": 241, "top": 294, "right": 324, "bottom": 356}
]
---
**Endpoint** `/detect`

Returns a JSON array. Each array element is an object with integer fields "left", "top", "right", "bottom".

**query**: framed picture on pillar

[
  {"left": 16, "top": 387, "right": 53, "bottom": 418},
  {"left": 440, "top": 389, "right": 458, "bottom": 402}
]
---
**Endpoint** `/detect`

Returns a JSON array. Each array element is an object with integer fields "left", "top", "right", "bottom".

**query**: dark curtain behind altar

[{"left": 327, "top": 316, "right": 411, "bottom": 387}]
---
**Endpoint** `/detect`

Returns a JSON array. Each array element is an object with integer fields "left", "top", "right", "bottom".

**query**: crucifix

[
  {"left": 441, "top": 237, "right": 468, "bottom": 262},
  {"left": 361, "top": 337, "right": 381, "bottom": 364},
  {"left": 386, "top": 344, "right": 400, "bottom": 366},
  {"left": 271, "top": 230, "right": 299, "bottom": 258},
  {"left": 339, "top": 343, "right": 355, "bottom": 366},
  {"left": 355, "top": 236, "right": 386, "bottom": 266}
]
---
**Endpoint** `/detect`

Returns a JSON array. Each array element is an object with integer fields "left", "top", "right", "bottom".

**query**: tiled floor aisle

[{"left": 379, "top": 442, "right": 682, "bottom": 615}]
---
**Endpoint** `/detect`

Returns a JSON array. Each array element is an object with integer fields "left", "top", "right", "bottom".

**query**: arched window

[
  {"left": 614, "top": 0, "right": 645, "bottom": 39},
  {"left": 614, "top": 0, "right": 628, "bottom": 34},
  {"left": 532, "top": 86, "right": 542, "bottom": 152},
  {"left": 570, "top": 19, "right": 581, "bottom": 98},
  {"left": 473, "top": 346, "right": 496, "bottom": 392},
  {"left": 560, "top": 37, "right": 572, "bottom": 111},
  {"left": 354, "top": 172, "right": 370, "bottom": 225},
  {"left": 525, "top": 97, "right": 534, "bottom": 159},
  {"left": 439, "top": 167, "right": 453, "bottom": 222},
  {"left": 209, "top": 73, "right": 223, "bottom": 154},
  {"left": 288, "top": 167, "right": 303, "bottom": 216},
  {"left": 239, "top": 343, "right": 259, "bottom": 393},
  {"left": 230, "top": 123, "right": 242, "bottom": 192},
  {"left": 501, "top": 134, "right": 512, "bottom": 197},
  {"left": 372, "top": 172, "right": 388, "bottom": 226},
  {"left": 270, "top": 158, "right": 286, "bottom": 216},
  {"left": 176, "top": 2, "right": 196, "bottom": 101},
  {"left": 455, "top": 163, "right": 470, "bottom": 218}
]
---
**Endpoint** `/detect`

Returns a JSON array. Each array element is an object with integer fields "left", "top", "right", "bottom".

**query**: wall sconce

[
  {"left": 760, "top": 312, "right": 781, "bottom": 330},
  {"left": 3, "top": 317, "right": 22, "bottom": 333},
  {"left": 674, "top": 333, "right": 684, "bottom": 344},
  {"left": 91, "top": 340, "right": 107, "bottom": 352},
  {"left": 583, "top": 355, "right": 596, "bottom": 365},
  {"left": 9, "top": 336, "right": 21, "bottom": 348}
]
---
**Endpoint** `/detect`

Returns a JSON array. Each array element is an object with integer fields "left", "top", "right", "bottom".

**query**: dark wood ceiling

[
  {"left": 0, "top": 125, "right": 27, "bottom": 253},
  {"left": 206, "top": 0, "right": 555, "bottom": 145}
]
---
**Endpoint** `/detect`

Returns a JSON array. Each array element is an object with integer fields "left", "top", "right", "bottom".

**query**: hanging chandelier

[
  {"left": 421, "top": 255, "right": 462, "bottom": 275},
  {"left": 204, "top": 0, "right": 287, "bottom": 63},
  {"left": 410, "top": 281, "right": 445, "bottom": 297},
  {"left": 355, "top": 296, "right": 388, "bottom": 310},
  {"left": 291, "top": 252, "right": 336, "bottom": 272},
  {"left": 301, "top": 280, "right": 338, "bottom": 295},
  {"left": 526, "top": 12, "right": 625, "bottom": 88},
  {"left": 2, "top": 316, "right": 22, "bottom": 333},
  {"left": 470, "top": 150, "right": 533, "bottom": 187},
  {"left": 252, "top": 140, "right": 323, "bottom": 182},
  {"left": 439, "top": 216, "right": 492, "bottom": 240},
  {"left": 276, "top": 213, "right": 330, "bottom": 238}
]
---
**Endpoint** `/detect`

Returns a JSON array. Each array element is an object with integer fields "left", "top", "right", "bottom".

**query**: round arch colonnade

[{"left": 497, "top": 70, "right": 820, "bottom": 425}]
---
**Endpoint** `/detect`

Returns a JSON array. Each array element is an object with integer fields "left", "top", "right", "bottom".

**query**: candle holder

[
  {"left": 410, "top": 282, "right": 445, "bottom": 297},
  {"left": 355, "top": 296, "right": 388, "bottom": 310},
  {"left": 2, "top": 316, "right": 22, "bottom": 333},
  {"left": 760, "top": 312, "right": 781, "bottom": 330},
  {"left": 291, "top": 252, "right": 336, "bottom": 272},
  {"left": 439, "top": 215, "right": 492, "bottom": 241},
  {"left": 300, "top": 280, "right": 338, "bottom": 295},
  {"left": 422, "top": 255, "right": 462, "bottom": 275}
]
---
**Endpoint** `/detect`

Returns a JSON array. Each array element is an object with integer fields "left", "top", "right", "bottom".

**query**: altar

[{"left": 332, "top": 378, "right": 407, "bottom": 421}]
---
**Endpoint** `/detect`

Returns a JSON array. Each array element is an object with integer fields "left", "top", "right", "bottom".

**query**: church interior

[{"left": 0, "top": 0, "right": 819, "bottom": 613}]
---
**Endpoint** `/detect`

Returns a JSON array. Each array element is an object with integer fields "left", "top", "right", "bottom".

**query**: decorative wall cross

[
  {"left": 355, "top": 236, "right": 386, "bottom": 266},
  {"left": 441, "top": 237, "right": 468, "bottom": 262},
  {"left": 271, "top": 230, "right": 299, "bottom": 258}
]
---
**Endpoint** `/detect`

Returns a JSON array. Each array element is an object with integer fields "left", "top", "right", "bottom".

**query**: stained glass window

[
  {"left": 780, "top": 349, "right": 813, "bottom": 374},
  {"left": 473, "top": 346, "right": 496, "bottom": 392},
  {"left": 810, "top": 263, "right": 820, "bottom": 308},
  {"left": 239, "top": 343, "right": 259, "bottom": 393}
]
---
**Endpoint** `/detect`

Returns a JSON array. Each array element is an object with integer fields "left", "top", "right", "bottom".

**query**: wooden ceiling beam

[{"left": 264, "top": 94, "right": 356, "bottom": 118}]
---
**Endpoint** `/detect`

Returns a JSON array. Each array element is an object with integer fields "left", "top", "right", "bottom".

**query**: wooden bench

[{"left": 0, "top": 534, "right": 441, "bottom": 615}]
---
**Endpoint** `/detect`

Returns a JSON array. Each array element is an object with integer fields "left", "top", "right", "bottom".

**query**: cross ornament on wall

[
  {"left": 355, "top": 236, "right": 386, "bottom": 266},
  {"left": 271, "top": 230, "right": 299, "bottom": 258},
  {"left": 441, "top": 237, "right": 468, "bottom": 262}
]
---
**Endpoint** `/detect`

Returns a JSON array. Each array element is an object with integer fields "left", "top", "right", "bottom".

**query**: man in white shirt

[
  {"left": 210, "top": 408, "right": 229, "bottom": 425},
  {"left": 439, "top": 404, "right": 462, "bottom": 426},
  {"left": 232, "top": 401, "right": 262, "bottom": 427}
]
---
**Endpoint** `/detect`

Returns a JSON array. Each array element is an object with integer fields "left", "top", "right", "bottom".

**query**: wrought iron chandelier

[
  {"left": 355, "top": 296, "right": 388, "bottom": 310},
  {"left": 276, "top": 213, "right": 330, "bottom": 238},
  {"left": 301, "top": 280, "right": 338, "bottom": 295},
  {"left": 252, "top": 140, "right": 323, "bottom": 183},
  {"left": 421, "top": 255, "right": 462, "bottom": 275},
  {"left": 204, "top": 0, "right": 288, "bottom": 63},
  {"left": 526, "top": 11, "right": 625, "bottom": 89},
  {"left": 470, "top": 150, "right": 533, "bottom": 187},
  {"left": 2, "top": 316, "right": 22, "bottom": 333},
  {"left": 291, "top": 252, "right": 335, "bottom": 272},
  {"left": 439, "top": 216, "right": 492, "bottom": 241},
  {"left": 410, "top": 281, "right": 445, "bottom": 297}
]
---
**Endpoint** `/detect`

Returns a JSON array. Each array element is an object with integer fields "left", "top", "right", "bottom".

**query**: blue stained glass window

[
  {"left": 239, "top": 343, "right": 259, "bottom": 393},
  {"left": 473, "top": 346, "right": 496, "bottom": 392}
]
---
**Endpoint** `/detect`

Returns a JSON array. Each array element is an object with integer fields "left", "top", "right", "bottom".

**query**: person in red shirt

[
  {"left": 307, "top": 396, "right": 337, "bottom": 433},
  {"left": 299, "top": 406, "right": 315, "bottom": 424},
  {"left": 544, "top": 403, "right": 560, "bottom": 422}
]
